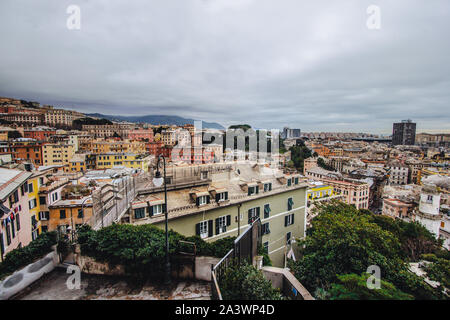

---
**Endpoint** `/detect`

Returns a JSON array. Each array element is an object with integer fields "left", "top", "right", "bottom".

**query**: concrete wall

[
  {"left": 0, "top": 246, "right": 58, "bottom": 300},
  {"left": 262, "top": 266, "right": 314, "bottom": 300},
  {"left": 76, "top": 253, "right": 219, "bottom": 282}
]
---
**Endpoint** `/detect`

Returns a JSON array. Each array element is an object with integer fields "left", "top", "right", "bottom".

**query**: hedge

[
  {"left": 0, "top": 231, "right": 57, "bottom": 279},
  {"left": 76, "top": 224, "right": 236, "bottom": 276}
]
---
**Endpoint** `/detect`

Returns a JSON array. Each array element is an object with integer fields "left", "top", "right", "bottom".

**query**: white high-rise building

[{"left": 414, "top": 185, "right": 442, "bottom": 239}]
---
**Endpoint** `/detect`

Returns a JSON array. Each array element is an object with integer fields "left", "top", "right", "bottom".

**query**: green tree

[
  {"left": 291, "top": 201, "right": 444, "bottom": 299},
  {"left": 328, "top": 273, "right": 414, "bottom": 300}
]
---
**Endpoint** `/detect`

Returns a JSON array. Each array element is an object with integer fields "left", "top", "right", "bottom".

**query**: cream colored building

[{"left": 42, "top": 143, "right": 74, "bottom": 169}]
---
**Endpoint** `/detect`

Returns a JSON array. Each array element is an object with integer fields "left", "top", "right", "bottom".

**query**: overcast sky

[{"left": 0, "top": 0, "right": 449, "bottom": 133}]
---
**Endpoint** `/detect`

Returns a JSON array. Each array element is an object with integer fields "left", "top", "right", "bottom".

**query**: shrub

[
  {"left": 76, "top": 224, "right": 236, "bottom": 277},
  {"left": 219, "top": 262, "right": 283, "bottom": 300},
  {"left": 0, "top": 231, "right": 57, "bottom": 279}
]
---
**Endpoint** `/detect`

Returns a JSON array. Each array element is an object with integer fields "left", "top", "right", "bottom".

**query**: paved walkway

[{"left": 16, "top": 269, "right": 211, "bottom": 300}]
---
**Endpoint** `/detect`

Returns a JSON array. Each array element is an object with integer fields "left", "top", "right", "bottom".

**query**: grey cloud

[{"left": 0, "top": 0, "right": 449, "bottom": 133}]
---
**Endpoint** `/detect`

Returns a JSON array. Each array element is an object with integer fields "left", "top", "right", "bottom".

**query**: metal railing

[{"left": 211, "top": 218, "right": 261, "bottom": 300}]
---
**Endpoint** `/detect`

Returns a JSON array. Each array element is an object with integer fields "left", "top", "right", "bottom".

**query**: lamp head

[{"left": 153, "top": 170, "right": 164, "bottom": 187}]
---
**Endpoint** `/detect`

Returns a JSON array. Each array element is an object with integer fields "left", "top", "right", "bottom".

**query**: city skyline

[{"left": 0, "top": 1, "right": 449, "bottom": 133}]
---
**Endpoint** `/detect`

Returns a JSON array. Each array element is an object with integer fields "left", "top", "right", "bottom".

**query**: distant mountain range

[{"left": 85, "top": 113, "right": 225, "bottom": 129}]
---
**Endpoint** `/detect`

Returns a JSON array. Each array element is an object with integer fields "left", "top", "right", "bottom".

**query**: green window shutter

[
  {"left": 225, "top": 192, "right": 228, "bottom": 200},
  {"left": 196, "top": 197, "right": 200, "bottom": 206},
  {"left": 287, "top": 179, "right": 291, "bottom": 186},
  {"left": 248, "top": 187, "right": 252, "bottom": 196},
  {"left": 206, "top": 195, "right": 210, "bottom": 204},
  {"left": 256, "top": 186, "right": 259, "bottom": 194},
  {"left": 148, "top": 205, "right": 154, "bottom": 217},
  {"left": 226, "top": 215, "right": 231, "bottom": 226},
  {"left": 215, "top": 218, "right": 220, "bottom": 235},
  {"left": 195, "top": 223, "right": 201, "bottom": 236},
  {"left": 264, "top": 204, "right": 270, "bottom": 218},
  {"left": 215, "top": 193, "right": 220, "bottom": 202},
  {"left": 285, "top": 215, "right": 288, "bottom": 227},
  {"left": 291, "top": 213, "right": 294, "bottom": 224},
  {"left": 16, "top": 214, "right": 20, "bottom": 231},
  {"left": 248, "top": 209, "right": 252, "bottom": 224},
  {"left": 162, "top": 203, "right": 167, "bottom": 213},
  {"left": 208, "top": 220, "right": 213, "bottom": 237}
]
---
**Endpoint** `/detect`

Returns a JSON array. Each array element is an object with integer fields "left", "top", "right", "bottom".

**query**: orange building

[{"left": 1, "top": 139, "right": 43, "bottom": 166}]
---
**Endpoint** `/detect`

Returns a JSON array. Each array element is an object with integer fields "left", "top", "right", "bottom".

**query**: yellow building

[
  {"left": 418, "top": 168, "right": 449, "bottom": 184},
  {"left": 95, "top": 153, "right": 152, "bottom": 171},
  {"left": 26, "top": 174, "right": 42, "bottom": 240},
  {"left": 82, "top": 139, "right": 146, "bottom": 155},
  {"left": 42, "top": 143, "right": 74, "bottom": 170},
  {"left": 307, "top": 184, "right": 335, "bottom": 200}
]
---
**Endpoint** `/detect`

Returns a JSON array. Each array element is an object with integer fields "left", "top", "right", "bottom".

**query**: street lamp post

[{"left": 153, "top": 154, "right": 171, "bottom": 285}]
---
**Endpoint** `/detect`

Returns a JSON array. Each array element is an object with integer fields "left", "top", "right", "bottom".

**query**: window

[
  {"left": 294, "top": 177, "right": 299, "bottom": 185},
  {"left": 264, "top": 204, "right": 271, "bottom": 219},
  {"left": 77, "top": 209, "right": 83, "bottom": 218},
  {"left": 198, "top": 221, "right": 209, "bottom": 239},
  {"left": 215, "top": 215, "right": 230, "bottom": 235},
  {"left": 39, "top": 211, "right": 50, "bottom": 220},
  {"left": 248, "top": 207, "right": 260, "bottom": 224},
  {"left": 29, "top": 198, "right": 37, "bottom": 209},
  {"left": 216, "top": 192, "right": 228, "bottom": 202},
  {"left": 427, "top": 195, "right": 433, "bottom": 202},
  {"left": 28, "top": 183, "right": 33, "bottom": 193},
  {"left": 288, "top": 197, "right": 294, "bottom": 211},
  {"left": 134, "top": 208, "right": 145, "bottom": 219},
  {"left": 60, "top": 210, "right": 66, "bottom": 219},
  {"left": 153, "top": 204, "right": 163, "bottom": 215},
  {"left": 285, "top": 213, "right": 294, "bottom": 227},
  {"left": 198, "top": 195, "right": 208, "bottom": 206},
  {"left": 39, "top": 196, "right": 46, "bottom": 205},
  {"left": 263, "top": 241, "right": 269, "bottom": 254},
  {"left": 248, "top": 186, "right": 258, "bottom": 196},
  {"left": 262, "top": 223, "right": 270, "bottom": 235},
  {"left": 286, "top": 232, "right": 292, "bottom": 245},
  {"left": 264, "top": 183, "right": 272, "bottom": 192},
  {"left": 287, "top": 179, "right": 292, "bottom": 187}
]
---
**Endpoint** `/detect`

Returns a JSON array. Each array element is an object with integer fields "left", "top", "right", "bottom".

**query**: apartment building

[
  {"left": 43, "top": 108, "right": 84, "bottom": 127},
  {"left": 1, "top": 139, "right": 43, "bottom": 166},
  {"left": 42, "top": 143, "right": 74, "bottom": 169},
  {"left": 95, "top": 153, "right": 153, "bottom": 171},
  {"left": 38, "top": 176, "right": 71, "bottom": 233},
  {"left": 0, "top": 168, "right": 33, "bottom": 259},
  {"left": 81, "top": 139, "right": 146, "bottom": 155},
  {"left": 23, "top": 127, "right": 56, "bottom": 141},
  {"left": 128, "top": 128, "right": 154, "bottom": 141},
  {"left": 130, "top": 163, "right": 308, "bottom": 267},
  {"left": 386, "top": 163, "right": 409, "bottom": 185},
  {"left": 0, "top": 112, "right": 44, "bottom": 125},
  {"left": 69, "top": 153, "right": 96, "bottom": 172},
  {"left": 47, "top": 195, "right": 93, "bottom": 233},
  {"left": 382, "top": 198, "right": 415, "bottom": 221},
  {"left": 82, "top": 124, "right": 135, "bottom": 139}
]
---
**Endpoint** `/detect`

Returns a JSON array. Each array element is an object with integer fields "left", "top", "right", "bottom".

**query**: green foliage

[
  {"left": 317, "top": 157, "right": 334, "bottom": 171},
  {"left": 364, "top": 213, "right": 441, "bottom": 261},
  {"left": 0, "top": 232, "right": 57, "bottom": 279},
  {"left": 76, "top": 224, "right": 235, "bottom": 276},
  {"left": 423, "top": 256, "right": 450, "bottom": 289},
  {"left": 257, "top": 244, "right": 272, "bottom": 266},
  {"left": 328, "top": 273, "right": 414, "bottom": 300},
  {"left": 7, "top": 130, "right": 22, "bottom": 139},
  {"left": 72, "top": 117, "right": 112, "bottom": 130},
  {"left": 219, "top": 262, "right": 283, "bottom": 300},
  {"left": 291, "top": 201, "right": 444, "bottom": 300},
  {"left": 289, "top": 144, "right": 312, "bottom": 171}
]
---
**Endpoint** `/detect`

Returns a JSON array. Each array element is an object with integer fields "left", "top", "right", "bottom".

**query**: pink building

[
  {"left": 128, "top": 129, "right": 154, "bottom": 142},
  {"left": 0, "top": 168, "right": 33, "bottom": 260}
]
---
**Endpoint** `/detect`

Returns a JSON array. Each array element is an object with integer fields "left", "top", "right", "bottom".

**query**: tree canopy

[{"left": 290, "top": 201, "right": 445, "bottom": 300}]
